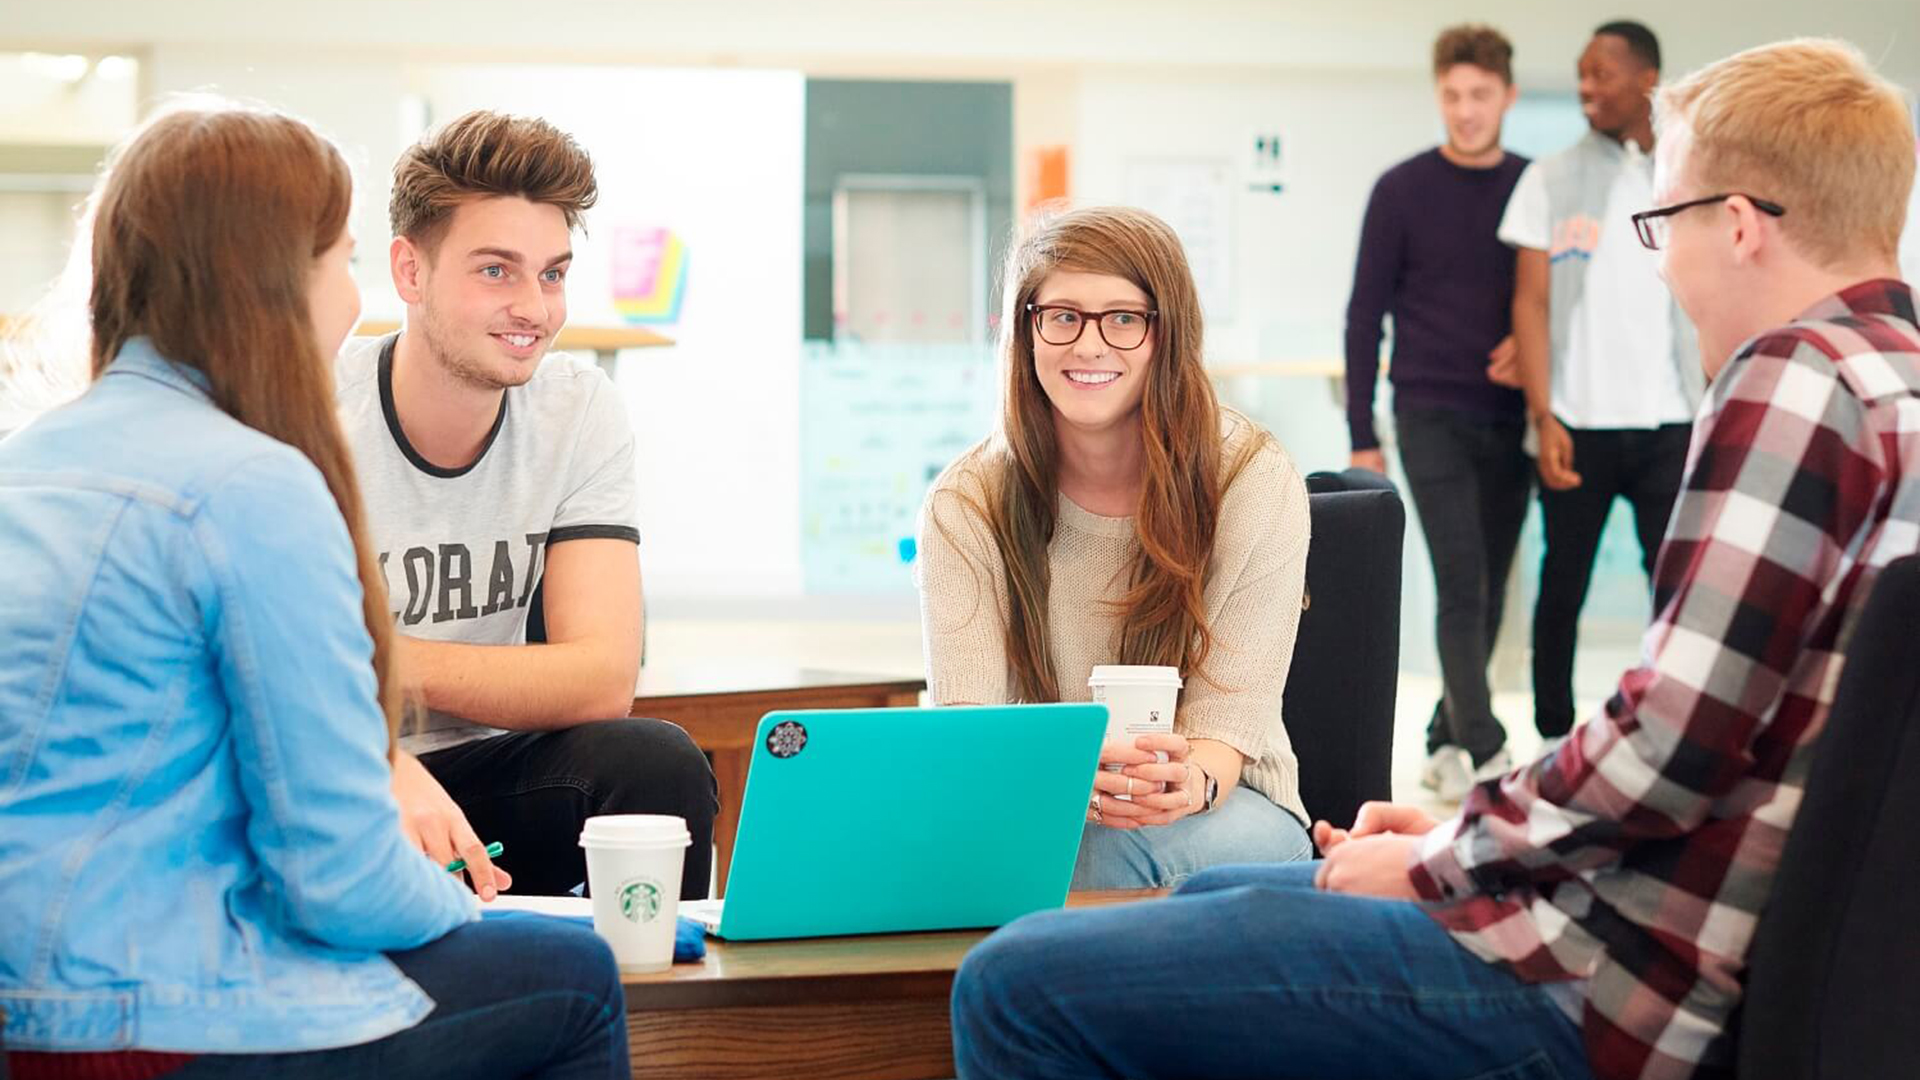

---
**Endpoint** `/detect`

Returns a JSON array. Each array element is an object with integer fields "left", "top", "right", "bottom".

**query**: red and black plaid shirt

[{"left": 1411, "top": 279, "right": 1920, "bottom": 1080}]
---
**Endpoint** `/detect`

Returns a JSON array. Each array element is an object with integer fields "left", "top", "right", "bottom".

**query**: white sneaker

[
  {"left": 1420, "top": 747, "right": 1473, "bottom": 803},
  {"left": 1470, "top": 748, "right": 1514, "bottom": 786}
]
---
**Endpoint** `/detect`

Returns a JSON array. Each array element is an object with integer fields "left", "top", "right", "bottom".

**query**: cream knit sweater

[{"left": 915, "top": 412, "right": 1311, "bottom": 824}]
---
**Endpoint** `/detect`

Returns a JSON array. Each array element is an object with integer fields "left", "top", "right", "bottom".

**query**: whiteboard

[{"left": 1123, "top": 156, "right": 1234, "bottom": 324}]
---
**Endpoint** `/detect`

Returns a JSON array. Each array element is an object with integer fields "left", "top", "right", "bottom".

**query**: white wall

[
  {"left": 141, "top": 45, "right": 416, "bottom": 311},
  {"left": 1074, "top": 66, "right": 1433, "bottom": 375},
  {"left": 0, "top": 53, "right": 137, "bottom": 336},
  {"left": 0, "top": 192, "right": 83, "bottom": 314},
  {"left": 10, "top": 1, "right": 1918, "bottom": 89},
  {"left": 0, "top": 52, "right": 138, "bottom": 145},
  {"left": 415, "top": 65, "right": 807, "bottom": 598}
]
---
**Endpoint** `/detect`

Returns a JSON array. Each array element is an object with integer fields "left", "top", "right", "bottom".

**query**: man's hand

[
  {"left": 1312, "top": 801, "right": 1440, "bottom": 853},
  {"left": 1534, "top": 414, "right": 1582, "bottom": 490},
  {"left": 1350, "top": 449, "right": 1388, "bottom": 474},
  {"left": 1486, "top": 335, "right": 1522, "bottom": 387},
  {"left": 1314, "top": 833, "right": 1421, "bottom": 899},
  {"left": 392, "top": 749, "right": 510, "bottom": 901},
  {"left": 1312, "top": 801, "right": 1439, "bottom": 898}
]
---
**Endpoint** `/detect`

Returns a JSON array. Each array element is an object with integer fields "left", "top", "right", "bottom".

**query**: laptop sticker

[{"left": 767, "top": 720, "right": 808, "bottom": 758}]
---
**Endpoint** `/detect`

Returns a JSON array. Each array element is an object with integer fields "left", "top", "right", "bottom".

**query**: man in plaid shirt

[{"left": 950, "top": 40, "right": 1917, "bottom": 1080}]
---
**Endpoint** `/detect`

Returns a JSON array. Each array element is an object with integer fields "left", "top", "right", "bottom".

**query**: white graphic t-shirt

[
  {"left": 1498, "top": 143, "right": 1693, "bottom": 430},
  {"left": 336, "top": 333, "right": 639, "bottom": 753}
]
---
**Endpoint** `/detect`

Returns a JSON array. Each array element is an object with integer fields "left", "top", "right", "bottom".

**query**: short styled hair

[
  {"left": 389, "top": 110, "right": 598, "bottom": 255},
  {"left": 1595, "top": 20, "right": 1661, "bottom": 72},
  {"left": 1433, "top": 24, "right": 1514, "bottom": 84},
  {"left": 1657, "top": 38, "right": 1915, "bottom": 267}
]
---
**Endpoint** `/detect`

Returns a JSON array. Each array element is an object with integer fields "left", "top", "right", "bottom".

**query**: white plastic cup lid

[
  {"left": 579, "top": 814, "right": 691, "bottom": 849},
  {"left": 1087, "top": 664, "right": 1183, "bottom": 689}
]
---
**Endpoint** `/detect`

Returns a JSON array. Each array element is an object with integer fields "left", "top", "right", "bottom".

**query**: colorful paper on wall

[
  {"left": 611, "top": 226, "right": 690, "bottom": 325},
  {"left": 1023, "top": 145, "right": 1070, "bottom": 214}
]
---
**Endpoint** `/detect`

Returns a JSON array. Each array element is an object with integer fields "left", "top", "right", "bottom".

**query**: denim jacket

[{"left": 0, "top": 339, "right": 476, "bottom": 1053}]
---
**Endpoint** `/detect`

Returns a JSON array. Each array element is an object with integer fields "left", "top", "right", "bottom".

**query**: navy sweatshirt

[{"left": 1343, "top": 148, "right": 1528, "bottom": 450}]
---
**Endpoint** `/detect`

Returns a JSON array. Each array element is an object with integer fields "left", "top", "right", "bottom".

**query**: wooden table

[
  {"left": 622, "top": 890, "right": 1164, "bottom": 1079},
  {"left": 629, "top": 666, "right": 926, "bottom": 895}
]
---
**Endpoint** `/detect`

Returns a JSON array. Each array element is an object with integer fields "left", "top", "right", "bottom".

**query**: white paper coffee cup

[
  {"left": 580, "top": 814, "right": 690, "bottom": 974},
  {"left": 1088, "top": 665, "right": 1182, "bottom": 800}
]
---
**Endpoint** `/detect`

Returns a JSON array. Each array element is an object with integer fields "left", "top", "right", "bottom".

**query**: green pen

[{"left": 444, "top": 841, "right": 504, "bottom": 874}]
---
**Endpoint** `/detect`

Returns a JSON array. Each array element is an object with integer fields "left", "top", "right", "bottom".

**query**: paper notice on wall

[{"left": 1123, "top": 157, "right": 1234, "bottom": 324}]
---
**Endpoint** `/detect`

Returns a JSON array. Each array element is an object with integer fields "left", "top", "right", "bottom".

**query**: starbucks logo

[
  {"left": 767, "top": 720, "right": 808, "bottom": 758},
  {"left": 618, "top": 877, "right": 663, "bottom": 924}
]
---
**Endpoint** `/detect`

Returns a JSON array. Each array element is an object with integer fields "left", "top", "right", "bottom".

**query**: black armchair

[
  {"left": 1734, "top": 555, "right": 1920, "bottom": 1079},
  {"left": 1282, "top": 468, "right": 1405, "bottom": 835}
]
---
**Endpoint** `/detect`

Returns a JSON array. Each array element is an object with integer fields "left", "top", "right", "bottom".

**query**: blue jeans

[
  {"left": 170, "top": 913, "right": 626, "bottom": 1079},
  {"left": 1072, "top": 786, "right": 1312, "bottom": 890},
  {"left": 953, "top": 862, "right": 1593, "bottom": 1080}
]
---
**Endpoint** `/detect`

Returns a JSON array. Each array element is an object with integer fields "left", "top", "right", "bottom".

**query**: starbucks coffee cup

[
  {"left": 580, "top": 814, "right": 690, "bottom": 973},
  {"left": 1088, "top": 665, "right": 1182, "bottom": 800}
]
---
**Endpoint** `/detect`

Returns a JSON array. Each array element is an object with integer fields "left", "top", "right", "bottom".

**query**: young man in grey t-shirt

[{"left": 339, "top": 110, "right": 716, "bottom": 900}]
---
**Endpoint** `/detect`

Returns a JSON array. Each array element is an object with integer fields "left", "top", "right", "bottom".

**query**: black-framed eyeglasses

[
  {"left": 1026, "top": 303, "right": 1158, "bottom": 351},
  {"left": 1631, "top": 193, "right": 1786, "bottom": 251}
]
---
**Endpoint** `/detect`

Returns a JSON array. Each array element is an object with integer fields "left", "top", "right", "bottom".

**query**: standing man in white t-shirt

[
  {"left": 1502, "top": 22, "right": 1704, "bottom": 739},
  {"left": 337, "top": 111, "right": 717, "bottom": 900}
]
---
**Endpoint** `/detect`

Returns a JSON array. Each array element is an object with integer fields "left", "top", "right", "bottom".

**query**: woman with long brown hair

[
  {"left": 0, "top": 103, "right": 626, "bottom": 1078},
  {"left": 917, "top": 206, "right": 1314, "bottom": 889}
]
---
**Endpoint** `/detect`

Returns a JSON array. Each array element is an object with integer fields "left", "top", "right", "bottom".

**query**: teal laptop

[{"left": 681, "top": 703, "right": 1107, "bottom": 940}]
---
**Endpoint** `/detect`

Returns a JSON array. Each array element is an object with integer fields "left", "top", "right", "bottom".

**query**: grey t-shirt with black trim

[{"left": 336, "top": 333, "right": 640, "bottom": 753}]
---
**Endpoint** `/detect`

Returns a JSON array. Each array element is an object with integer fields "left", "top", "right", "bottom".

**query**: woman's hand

[
  {"left": 392, "top": 749, "right": 511, "bottom": 901},
  {"left": 1086, "top": 737, "right": 1163, "bottom": 828},
  {"left": 1086, "top": 733, "right": 1206, "bottom": 831}
]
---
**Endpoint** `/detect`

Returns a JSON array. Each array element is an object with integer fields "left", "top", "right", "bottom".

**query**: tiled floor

[{"left": 647, "top": 614, "right": 1632, "bottom": 824}]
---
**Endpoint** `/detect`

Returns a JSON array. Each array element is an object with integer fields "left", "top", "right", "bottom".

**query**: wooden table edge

[
  {"left": 622, "top": 890, "right": 1168, "bottom": 1012},
  {"left": 624, "top": 968, "right": 959, "bottom": 1011},
  {"left": 629, "top": 677, "right": 926, "bottom": 711}
]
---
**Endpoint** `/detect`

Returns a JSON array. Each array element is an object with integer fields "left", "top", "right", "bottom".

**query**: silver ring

[{"left": 1125, "top": 776, "right": 1136, "bottom": 797}]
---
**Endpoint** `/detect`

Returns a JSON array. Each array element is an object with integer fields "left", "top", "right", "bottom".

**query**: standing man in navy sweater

[{"left": 1345, "top": 24, "right": 1530, "bottom": 801}]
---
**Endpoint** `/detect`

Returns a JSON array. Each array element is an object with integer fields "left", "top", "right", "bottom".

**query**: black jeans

[
  {"left": 1395, "top": 407, "right": 1533, "bottom": 766},
  {"left": 420, "top": 718, "right": 719, "bottom": 899},
  {"left": 1532, "top": 422, "right": 1691, "bottom": 738}
]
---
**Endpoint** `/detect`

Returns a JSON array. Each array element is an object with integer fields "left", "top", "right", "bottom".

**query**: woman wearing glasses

[{"left": 916, "top": 206, "right": 1314, "bottom": 889}]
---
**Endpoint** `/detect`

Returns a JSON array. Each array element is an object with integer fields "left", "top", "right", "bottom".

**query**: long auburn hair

[
  {"left": 958, "top": 206, "right": 1264, "bottom": 703},
  {"left": 88, "top": 104, "right": 403, "bottom": 744}
]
